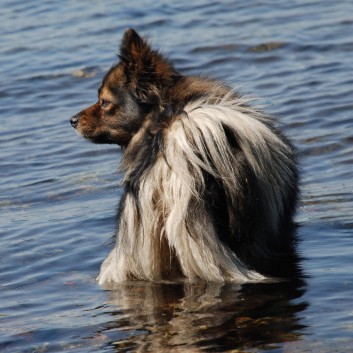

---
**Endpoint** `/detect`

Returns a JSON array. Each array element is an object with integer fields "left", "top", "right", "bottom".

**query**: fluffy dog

[{"left": 70, "top": 29, "right": 299, "bottom": 286}]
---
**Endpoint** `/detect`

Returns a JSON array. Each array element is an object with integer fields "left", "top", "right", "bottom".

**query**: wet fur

[{"left": 71, "top": 29, "right": 299, "bottom": 287}]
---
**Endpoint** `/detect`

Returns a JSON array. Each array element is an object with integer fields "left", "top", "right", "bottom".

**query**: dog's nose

[{"left": 70, "top": 114, "right": 79, "bottom": 128}]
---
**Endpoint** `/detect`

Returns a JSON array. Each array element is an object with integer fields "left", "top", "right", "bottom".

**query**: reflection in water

[{"left": 102, "top": 279, "right": 307, "bottom": 352}]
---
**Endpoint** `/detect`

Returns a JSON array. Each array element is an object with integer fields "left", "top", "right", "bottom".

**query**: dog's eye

[{"left": 101, "top": 99, "right": 111, "bottom": 108}]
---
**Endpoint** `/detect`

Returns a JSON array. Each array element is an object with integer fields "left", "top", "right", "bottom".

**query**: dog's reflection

[{"left": 102, "top": 280, "right": 307, "bottom": 352}]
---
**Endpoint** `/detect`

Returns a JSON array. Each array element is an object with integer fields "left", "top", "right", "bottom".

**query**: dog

[{"left": 70, "top": 29, "right": 299, "bottom": 286}]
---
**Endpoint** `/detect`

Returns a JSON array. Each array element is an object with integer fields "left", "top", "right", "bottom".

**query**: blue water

[{"left": 1, "top": 1, "right": 353, "bottom": 352}]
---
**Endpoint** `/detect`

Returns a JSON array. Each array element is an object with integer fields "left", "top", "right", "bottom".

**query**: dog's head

[{"left": 70, "top": 29, "right": 180, "bottom": 146}]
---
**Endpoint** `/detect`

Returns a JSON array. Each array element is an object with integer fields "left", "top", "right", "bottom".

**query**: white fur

[{"left": 97, "top": 95, "right": 293, "bottom": 287}]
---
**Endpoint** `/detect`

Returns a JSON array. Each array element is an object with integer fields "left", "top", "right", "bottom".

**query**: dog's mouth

[
  {"left": 69, "top": 114, "right": 91, "bottom": 140},
  {"left": 70, "top": 112, "right": 131, "bottom": 147}
]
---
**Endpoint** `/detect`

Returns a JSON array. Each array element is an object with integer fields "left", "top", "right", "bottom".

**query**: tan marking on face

[
  {"left": 99, "top": 86, "right": 115, "bottom": 104},
  {"left": 75, "top": 102, "right": 100, "bottom": 135}
]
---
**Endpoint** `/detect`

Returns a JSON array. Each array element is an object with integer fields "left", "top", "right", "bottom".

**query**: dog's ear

[
  {"left": 119, "top": 28, "right": 149, "bottom": 65},
  {"left": 119, "top": 28, "right": 180, "bottom": 106}
]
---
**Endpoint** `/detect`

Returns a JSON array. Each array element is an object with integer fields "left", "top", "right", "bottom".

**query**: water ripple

[{"left": 1, "top": 0, "right": 353, "bottom": 352}]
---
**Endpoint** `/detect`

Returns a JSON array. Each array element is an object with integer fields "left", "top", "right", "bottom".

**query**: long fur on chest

[{"left": 97, "top": 94, "right": 297, "bottom": 286}]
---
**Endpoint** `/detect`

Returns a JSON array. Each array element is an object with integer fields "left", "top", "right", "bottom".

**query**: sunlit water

[{"left": 1, "top": 1, "right": 353, "bottom": 352}]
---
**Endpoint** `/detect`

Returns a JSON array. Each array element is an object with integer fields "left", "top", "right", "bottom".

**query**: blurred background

[{"left": 1, "top": 1, "right": 353, "bottom": 352}]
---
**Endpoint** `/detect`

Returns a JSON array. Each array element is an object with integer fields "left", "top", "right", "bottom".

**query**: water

[{"left": 1, "top": 1, "right": 353, "bottom": 352}]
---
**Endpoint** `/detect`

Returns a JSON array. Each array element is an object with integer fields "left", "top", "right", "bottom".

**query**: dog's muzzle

[{"left": 70, "top": 114, "right": 80, "bottom": 128}]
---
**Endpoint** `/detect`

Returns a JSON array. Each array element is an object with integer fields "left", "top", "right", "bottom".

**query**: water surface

[{"left": 1, "top": 1, "right": 353, "bottom": 352}]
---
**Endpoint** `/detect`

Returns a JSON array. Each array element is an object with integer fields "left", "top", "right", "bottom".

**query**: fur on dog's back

[
  {"left": 71, "top": 29, "right": 299, "bottom": 287},
  {"left": 97, "top": 88, "right": 298, "bottom": 286}
]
